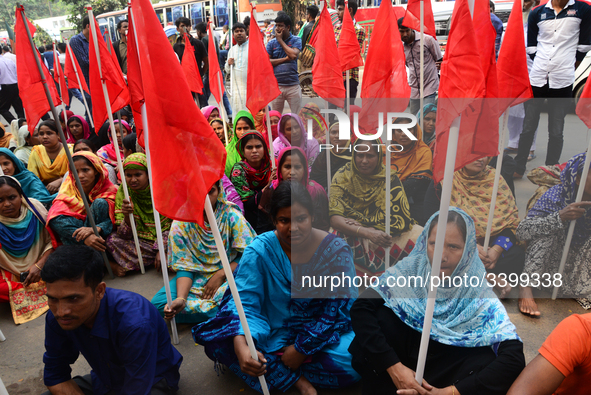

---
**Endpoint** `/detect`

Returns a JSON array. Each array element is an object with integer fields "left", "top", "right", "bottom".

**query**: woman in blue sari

[
  {"left": 193, "top": 181, "right": 360, "bottom": 395},
  {"left": 349, "top": 208, "right": 525, "bottom": 395}
]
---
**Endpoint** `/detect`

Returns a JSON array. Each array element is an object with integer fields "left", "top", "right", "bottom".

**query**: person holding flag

[{"left": 173, "top": 16, "right": 208, "bottom": 107}]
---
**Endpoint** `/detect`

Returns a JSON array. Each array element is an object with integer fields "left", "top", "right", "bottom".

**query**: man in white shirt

[
  {"left": 2, "top": 46, "right": 16, "bottom": 64},
  {"left": 514, "top": 0, "right": 591, "bottom": 178},
  {"left": 0, "top": 54, "right": 24, "bottom": 124},
  {"left": 225, "top": 22, "right": 249, "bottom": 113}
]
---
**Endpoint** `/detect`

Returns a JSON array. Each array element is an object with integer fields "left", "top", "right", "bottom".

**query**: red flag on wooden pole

[
  {"left": 64, "top": 44, "right": 90, "bottom": 95},
  {"left": 208, "top": 21, "right": 224, "bottom": 103},
  {"left": 182, "top": 33, "right": 204, "bottom": 94},
  {"left": 53, "top": 44, "right": 69, "bottom": 107},
  {"left": 576, "top": 79, "right": 591, "bottom": 129},
  {"left": 338, "top": 0, "right": 364, "bottom": 72},
  {"left": 402, "top": 0, "right": 437, "bottom": 38},
  {"left": 126, "top": 8, "right": 145, "bottom": 146}
]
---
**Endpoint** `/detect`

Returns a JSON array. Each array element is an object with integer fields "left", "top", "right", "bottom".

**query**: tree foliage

[
  {"left": 281, "top": 0, "right": 310, "bottom": 33},
  {"left": 60, "top": 0, "right": 128, "bottom": 31},
  {"left": 0, "top": 0, "right": 69, "bottom": 25}
]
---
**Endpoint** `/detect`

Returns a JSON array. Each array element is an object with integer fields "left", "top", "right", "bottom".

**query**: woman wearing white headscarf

[{"left": 14, "top": 125, "right": 39, "bottom": 167}]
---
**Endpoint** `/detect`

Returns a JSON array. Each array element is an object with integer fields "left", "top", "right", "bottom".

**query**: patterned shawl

[
  {"left": 373, "top": 208, "right": 521, "bottom": 348},
  {"left": 273, "top": 113, "right": 320, "bottom": 167},
  {"left": 0, "top": 148, "right": 57, "bottom": 206},
  {"left": 528, "top": 152, "right": 591, "bottom": 248},
  {"left": 47, "top": 152, "right": 118, "bottom": 224},
  {"left": 231, "top": 131, "right": 272, "bottom": 201},
  {"left": 225, "top": 110, "right": 254, "bottom": 177},
  {"left": 96, "top": 120, "right": 131, "bottom": 167},
  {"left": 298, "top": 102, "right": 328, "bottom": 144},
  {"left": 114, "top": 153, "right": 171, "bottom": 241},
  {"left": 27, "top": 144, "right": 71, "bottom": 182},
  {"left": 388, "top": 120, "right": 433, "bottom": 182},
  {"left": 66, "top": 115, "right": 91, "bottom": 143},
  {"left": 329, "top": 139, "right": 414, "bottom": 235},
  {"left": 452, "top": 164, "right": 520, "bottom": 239}
]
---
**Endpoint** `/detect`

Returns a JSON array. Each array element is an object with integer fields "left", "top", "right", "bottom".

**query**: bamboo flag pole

[
  {"left": 265, "top": 107, "right": 276, "bottom": 169},
  {"left": 346, "top": 70, "right": 350, "bottom": 118},
  {"left": 54, "top": 43, "right": 68, "bottom": 126},
  {"left": 217, "top": 73, "right": 230, "bottom": 147},
  {"left": 483, "top": 111, "right": 509, "bottom": 252},
  {"left": 128, "top": 4, "right": 179, "bottom": 343},
  {"left": 325, "top": 101, "right": 331, "bottom": 196},
  {"left": 19, "top": 5, "right": 113, "bottom": 278},
  {"left": 88, "top": 6, "right": 146, "bottom": 274},
  {"left": 65, "top": 40, "right": 94, "bottom": 128},
  {"left": 385, "top": 134, "right": 392, "bottom": 268},
  {"left": 204, "top": 198, "right": 271, "bottom": 395},
  {"left": 552, "top": 129, "right": 591, "bottom": 299}
]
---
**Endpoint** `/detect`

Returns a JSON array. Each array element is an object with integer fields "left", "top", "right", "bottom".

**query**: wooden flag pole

[
  {"left": 385, "top": 134, "right": 392, "bottom": 268},
  {"left": 552, "top": 129, "right": 591, "bottom": 299},
  {"left": 415, "top": 116, "right": 461, "bottom": 384},
  {"left": 265, "top": 107, "right": 276, "bottom": 168},
  {"left": 19, "top": 5, "right": 114, "bottom": 278},
  {"left": 54, "top": 43, "right": 69, "bottom": 126},
  {"left": 65, "top": 40, "right": 94, "bottom": 128},
  {"left": 419, "top": 0, "right": 424, "bottom": 123},
  {"left": 325, "top": 101, "right": 331, "bottom": 196},
  {"left": 483, "top": 111, "right": 509, "bottom": 252},
  {"left": 88, "top": 7, "right": 146, "bottom": 274},
  {"left": 346, "top": 70, "right": 350, "bottom": 118},
  {"left": 217, "top": 73, "right": 230, "bottom": 146},
  {"left": 129, "top": 4, "right": 179, "bottom": 343},
  {"left": 204, "top": 197, "right": 271, "bottom": 395}
]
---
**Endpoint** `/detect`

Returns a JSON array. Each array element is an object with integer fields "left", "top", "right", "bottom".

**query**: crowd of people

[{"left": 1, "top": 0, "right": 591, "bottom": 393}]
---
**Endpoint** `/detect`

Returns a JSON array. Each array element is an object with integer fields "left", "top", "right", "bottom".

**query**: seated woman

[
  {"left": 424, "top": 157, "right": 525, "bottom": 297},
  {"left": 0, "top": 124, "right": 14, "bottom": 149},
  {"left": 66, "top": 115, "right": 91, "bottom": 143},
  {"left": 273, "top": 113, "right": 319, "bottom": 168},
  {"left": 122, "top": 133, "right": 137, "bottom": 158},
  {"left": 0, "top": 148, "right": 56, "bottom": 207},
  {"left": 230, "top": 131, "right": 274, "bottom": 234},
  {"left": 96, "top": 119, "right": 131, "bottom": 185},
  {"left": 73, "top": 139, "right": 96, "bottom": 154},
  {"left": 517, "top": 153, "right": 591, "bottom": 317},
  {"left": 47, "top": 152, "right": 117, "bottom": 253},
  {"left": 349, "top": 208, "right": 525, "bottom": 395},
  {"left": 107, "top": 153, "right": 172, "bottom": 277},
  {"left": 309, "top": 123, "right": 352, "bottom": 191},
  {"left": 263, "top": 110, "right": 281, "bottom": 142},
  {"left": 201, "top": 105, "right": 220, "bottom": 123},
  {"left": 389, "top": 118, "right": 433, "bottom": 222},
  {"left": 262, "top": 147, "right": 329, "bottom": 231},
  {"left": 330, "top": 139, "right": 421, "bottom": 276},
  {"left": 27, "top": 120, "right": 71, "bottom": 194},
  {"left": 299, "top": 102, "right": 328, "bottom": 144},
  {"left": 0, "top": 176, "right": 53, "bottom": 324},
  {"left": 225, "top": 110, "right": 256, "bottom": 177},
  {"left": 193, "top": 181, "right": 360, "bottom": 394},
  {"left": 210, "top": 117, "right": 232, "bottom": 146},
  {"left": 14, "top": 125, "right": 38, "bottom": 167},
  {"left": 417, "top": 103, "right": 437, "bottom": 151},
  {"left": 58, "top": 110, "right": 74, "bottom": 135},
  {"left": 151, "top": 180, "right": 255, "bottom": 323}
]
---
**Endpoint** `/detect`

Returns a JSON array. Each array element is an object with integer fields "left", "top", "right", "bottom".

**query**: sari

[
  {"left": 298, "top": 102, "right": 328, "bottom": 144},
  {"left": 374, "top": 208, "right": 521, "bottom": 346},
  {"left": 273, "top": 113, "right": 320, "bottom": 168},
  {"left": 151, "top": 185, "right": 255, "bottom": 323},
  {"left": 0, "top": 124, "right": 13, "bottom": 148},
  {"left": 14, "top": 125, "right": 33, "bottom": 167},
  {"left": 47, "top": 152, "right": 117, "bottom": 244},
  {"left": 225, "top": 110, "right": 254, "bottom": 177},
  {"left": 230, "top": 131, "right": 272, "bottom": 201},
  {"left": 388, "top": 121, "right": 433, "bottom": 182},
  {"left": 96, "top": 119, "right": 131, "bottom": 167},
  {"left": 193, "top": 231, "right": 360, "bottom": 393},
  {"left": 330, "top": 139, "right": 419, "bottom": 275},
  {"left": 416, "top": 103, "right": 437, "bottom": 148},
  {"left": 0, "top": 195, "right": 52, "bottom": 324},
  {"left": 309, "top": 123, "right": 353, "bottom": 191},
  {"left": 66, "top": 115, "right": 91, "bottom": 143},
  {"left": 0, "top": 148, "right": 56, "bottom": 206},
  {"left": 27, "top": 143, "right": 71, "bottom": 182},
  {"left": 108, "top": 153, "right": 172, "bottom": 272}
]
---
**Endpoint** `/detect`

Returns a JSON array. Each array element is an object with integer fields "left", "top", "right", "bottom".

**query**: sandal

[{"left": 528, "top": 153, "right": 536, "bottom": 162}]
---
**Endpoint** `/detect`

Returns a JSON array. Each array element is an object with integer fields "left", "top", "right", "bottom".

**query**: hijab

[
  {"left": 273, "top": 146, "right": 326, "bottom": 200},
  {"left": 389, "top": 120, "right": 433, "bottom": 182},
  {"left": 96, "top": 119, "right": 131, "bottom": 167},
  {"left": 201, "top": 105, "right": 219, "bottom": 120},
  {"left": 231, "top": 131, "right": 272, "bottom": 200},
  {"left": 417, "top": 103, "right": 437, "bottom": 147},
  {"left": 66, "top": 115, "right": 91, "bottom": 143},
  {"left": 225, "top": 110, "right": 255, "bottom": 177},
  {"left": 210, "top": 117, "right": 233, "bottom": 145},
  {"left": 373, "top": 208, "right": 521, "bottom": 348},
  {"left": 14, "top": 125, "right": 33, "bottom": 165},
  {"left": 0, "top": 148, "right": 56, "bottom": 205},
  {"left": 274, "top": 113, "right": 319, "bottom": 167},
  {"left": 0, "top": 124, "right": 13, "bottom": 149},
  {"left": 263, "top": 110, "right": 281, "bottom": 142}
]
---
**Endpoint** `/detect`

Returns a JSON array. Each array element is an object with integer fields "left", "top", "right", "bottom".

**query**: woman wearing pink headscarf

[
  {"left": 96, "top": 119, "right": 131, "bottom": 185},
  {"left": 272, "top": 113, "right": 319, "bottom": 169},
  {"left": 65, "top": 115, "right": 91, "bottom": 143}
]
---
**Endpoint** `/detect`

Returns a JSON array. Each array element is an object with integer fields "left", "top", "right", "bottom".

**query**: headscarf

[
  {"left": 254, "top": 108, "right": 267, "bottom": 135},
  {"left": 417, "top": 103, "right": 437, "bottom": 146},
  {"left": 115, "top": 153, "right": 171, "bottom": 241},
  {"left": 0, "top": 124, "right": 13, "bottom": 149},
  {"left": 225, "top": 110, "right": 255, "bottom": 177},
  {"left": 373, "top": 208, "right": 521, "bottom": 348},
  {"left": 201, "top": 105, "right": 219, "bottom": 120},
  {"left": 209, "top": 117, "right": 233, "bottom": 145},
  {"left": 59, "top": 110, "right": 75, "bottom": 123},
  {"left": 388, "top": 120, "right": 433, "bottom": 182},
  {"left": 231, "top": 131, "right": 271, "bottom": 200},
  {"left": 47, "top": 151, "right": 118, "bottom": 224},
  {"left": 14, "top": 125, "right": 32, "bottom": 162},
  {"left": 0, "top": 148, "right": 56, "bottom": 205},
  {"left": 274, "top": 113, "right": 319, "bottom": 167},
  {"left": 96, "top": 119, "right": 131, "bottom": 167},
  {"left": 298, "top": 103, "right": 328, "bottom": 144},
  {"left": 329, "top": 139, "right": 414, "bottom": 235},
  {"left": 273, "top": 147, "right": 326, "bottom": 201},
  {"left": 66, "top": 115, "right": 91, "bottom": 143},
  {"left": 528, "top": 152, "right": 591, "bottom": 248},
  {"left": 262, "top": 110, "right": 281, "bottom": 142},
  {"left": 451, "top": 161, "right": 520, "bottom": 239}
]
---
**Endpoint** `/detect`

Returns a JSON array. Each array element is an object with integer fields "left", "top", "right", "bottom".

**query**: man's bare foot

[
  {"left": 294, "top": 376, "right": 317, "bottom": 395},
  {"left": 519, "top": 286, "right": 541, "bottom": 317},
  {"left": 109, "top": 261, "right": 127, "bottom": 277}
]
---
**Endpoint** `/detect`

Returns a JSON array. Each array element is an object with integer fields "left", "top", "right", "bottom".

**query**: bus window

[
  {"left": 98, "top": 17, "right": 108, "bottom": 37},
  {"left": 155, "top": 9, "right": 164, "bottom": 27},
  {"left": 215, "top": 0, "right": 229, "bottom": 27},
  {"left": 191, "top": 3, "right": 205, "bottom": 26},
  {"left": 172, "top": 6, "right": 184, "bottom": 23},
  {"left": 165, "top": 7, "right": 173, "bottom": 25}
]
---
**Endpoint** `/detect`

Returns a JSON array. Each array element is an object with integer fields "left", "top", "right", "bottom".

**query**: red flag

[
  {"left": 497, "top": 0, "right": 533, "bottom": 113},
  {"left": 88, "top": 9, "right": 130, "bottom": 129},
  {"left": 208, "top": 21, "right": 224, "bottom": 103},
  {"left": 182, "top": 33, "right": 204, "bottom": 94},
  {"left": 129, "top": 0, "right": 226, "bottom": 226},
  {"left": 15, "top": 6, "right": 61, "bottom": 134},
  {"left": 64, "top": 43, "right": 90, "bottom": 95},
  {"left": 126, "top": 8, "right": 145, "bottom": 147},
  {"left": 359, "top": 0, "right": 409, "bottom": 129},
  {"left": 106, "top": 33, "right": 123, "bottom": 74},
  {"left": 311, "top": 4, "right": 346, "bottom": 108},
  {"left": 402, "top": 0, "right": 437, "bottom": 38},
  {"left": 246, "top": 5, "right": 280, "bottom": 114},
  {"left": 576, "top": 77, "right": 591, "bottom": 129},
  {"left": 53, "top": 44, "right": 70, "bottom": 107},
  {"left": 338, "top": 0, "right": 364, "bottom": 72},
  {"left": 432, "top": 0, "right": 486, "bottom": 183}
]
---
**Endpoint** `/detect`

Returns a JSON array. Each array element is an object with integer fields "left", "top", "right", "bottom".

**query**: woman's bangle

[
  {"left": 175, "top": 297, "right": 187, "bottom": 305},
  {"left": 35, "top": 263, "right": 42, "bottom": 271},
  {"left": 356, "top": 226, "right": 362, "bottom": 235}
]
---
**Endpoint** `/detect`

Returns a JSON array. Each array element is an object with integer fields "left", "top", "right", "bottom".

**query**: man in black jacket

[{"left": 112, "top": 19, "right": 128, "bottom": 74}]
